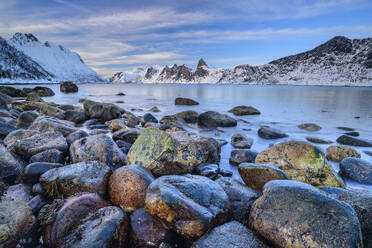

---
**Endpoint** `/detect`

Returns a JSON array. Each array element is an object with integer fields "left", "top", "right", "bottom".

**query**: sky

[{"left": 1, "top": 0, "right": 372, "bottom": 77}]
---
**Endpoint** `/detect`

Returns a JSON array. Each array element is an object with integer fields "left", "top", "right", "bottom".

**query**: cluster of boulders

[{"left": 0, "top": 91, "right": 371, "bottom": 248}]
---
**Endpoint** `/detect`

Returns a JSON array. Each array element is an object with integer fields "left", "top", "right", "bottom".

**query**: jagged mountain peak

[
  {"left": 313, "top": 36, "right": 353, "bottom": 54},
  {"left": 197, "top": 58, "right": 208, "bottom": 68},
  {"left": 11, "top": 32, "right": 39, "bottom": 44},
  {"left": 109, "top": 72, "right": 126, "bottom": 83}
]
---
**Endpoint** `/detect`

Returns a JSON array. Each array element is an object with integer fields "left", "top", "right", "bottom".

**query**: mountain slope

[
  {"left": 130, "top": 36, "right": 372, "bottom": 86},
  {"left": 109, "top": 72, "right": 126, "bottom": 83}
]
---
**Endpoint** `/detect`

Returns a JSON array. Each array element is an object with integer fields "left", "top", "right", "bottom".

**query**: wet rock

[
  {"left": 231, "top": 133, "right": 253, "bottom": 149},
  {"left": 337, "top": 126, "right": 355, "bottom": 131},
  {"left": 298, "top": 123, "right": 321, "bottom": 132},
  {"left": 326, "top": 145, "right": 361, "bottom": 162},
  {"left": 258, "top": 127, "right": 288, "bottom": 139},
  {"left": 0, "top": 93, "right": 12, "bottom": 110},
  {"left": 26, "top": 91, "right": 44, "bottom": 102},
  {"left": 175, "top": 97, "right": 199, "bottom": 105},
  {"left": 116, "top": 140, "right": 132, "bottom": 153},
  {"left": 127, "top": 127, "right": 220, "bottom": 176},
  {"left": 16, "top": 110, "right": 39, "bottom": 128},
  {"left": 29, "top": 116, "right": 77, "bottom": 136},
  {"left": 345, "top": 131, "right": 360, "bottom": 137},
  {"left": 40, "top": 161, "right": 111, "bottom": 198},
  {"left": 40, "top": 193, "right": 108, "bottom": 247},
  {"left": 176, "top": 110, "right": 199, "bottom": 123},
  {"left": 29, "top": 148, "right": 65, "bottom": 164},
  {"left": 255, "top": 141, "right": 345, "bottom": 187},
  {"left": 0, "top": 197, "right": 35, "bottom": 247},
  {"left": 130, "top": 208, "right": 175, "bottom": 248},
  {"left": 145, "top": 174, "right": 231, "bottom": 240},
  {"left": 0, "top": 144, "right": 25, "bottom": 183},
  {"left": 66, "top": 129, "right": 88, "bottom": 146},
  {"left": 194, "top": 163, "right": 219, "bottom": 180},
  {"left": 32, "top": 183, "right": 45, "bottom": 195},
  {"left": 89, "top": 129, "right": 109, "bottom": 135},
  {"left": 249, "top": 180, "right": 362, "bottom": 248},
  {"left": 340, "top": 157, "right": 372, "bottom": 184},
  {"left": 10, "top": 131, "right": 68, "bottom": 160},
  {"left": 365, "top": 150, "right": 372, "bottom": 156},
  {"left": 216, "top": 177, "right": 261, "bottom": 225},
  {"left": 122, "top": 111, "right": 141, "bottom": 127},
  {"left": 319, "top": 186, "right": 347, "bottom": 198},
  {"left": 141, "top": 113, "right": 158, "bottom": 126},
  {"left": 107, "top": 118, "right": 126, "bottom": 132},
  {"left": 70, "top": 134, "right": 126, "bottom": 167},
  {"left": 192, "top": 221, "right": 268, "bottom": 248},
  {"left": 238, "top": 163, "right": 288, "bottom": 191},
  {"left": 228, "top": 106, "right": 260, "bottom": 116},
  {"left": 337, "top": 189, "right": 372, "bottom": 248},
  {"left": 39, "top": 103, "right": 66, "bottom": 119},
  {"left": 86, "top": 123, "right": 109, "bottom": 130},
  {"left": 229, "top": 149, "right": 257, "bottom": 165},
  {"left": 64, "top": 110, "right": 86, "bottom": 123},
  {"left": 159, "top": 115, "right": 185, "bottom": 131},
  {"left": 0, "top": 85, "right": 26, "bottom": 97},
  {"left": 117, "top": 92, "right": 125, "bottom": 96},
  {"left": 28, "top": 195, "right": 46, "bottom": 215},
  {"left": 60, "top": 81, "right": 78, "bottom": 93},
  {"left": 23, "top": 162, "right": 63, "bottom": 184},
  {"left": 31, "top": 86, "right": 55, "bottom": 96},
  {"left": 84, "top": 99, "right": 123, "bottom": 121},
  {"left": 59, "top": 104, "right": 75, "bottom": 111},
  {"left": 3, "top": 184, "right": 32, "bottom": 202},
  {"left": 61, "top": 206, "right": 128, "bottom": 248},
  {"left": 11, "top": 101, "right": 42, "bottom": 111},
  {"left": 0, "top": 120, "right": 17, "bottom": 138},
  {"left": 112, "top": 127, "right": 141, "bottom": 144},
  {"left": 306, "top": 137, "right": 333, "bottom": 144},
  {"left": 337, "top": 135, "right": 372, "bottom": 147},
  {"left": 198, "top": 111, "right": 237, "bottom": 128},
  {"left": 149, "top": 106, "right": 160, "bottom": 112},
  {"left": 109, "top": 164, "right": 154, "bottom": 213}
]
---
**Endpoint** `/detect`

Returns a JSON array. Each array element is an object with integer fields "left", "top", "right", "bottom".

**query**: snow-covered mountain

[
  {"left": 108, "top": 72, "right": 126, "bottom": 83},
  {"left": 130, "top": 36, "right": 372, "bottom": 86},
  {"left": 1, "top": 33, "right": 104, "bottom": 83}
]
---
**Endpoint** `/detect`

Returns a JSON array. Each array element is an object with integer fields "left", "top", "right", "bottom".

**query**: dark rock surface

[
  {"left": 198, "top": 111, "right": 237, "bottom": 128},
  {"left": 340, "top": 157, "right": 372, "bottom": 184}
]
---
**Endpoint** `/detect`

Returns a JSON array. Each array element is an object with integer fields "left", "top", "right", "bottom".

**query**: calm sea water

[{"left": 12, "top": 83, "right": 372, "bottom": 189}]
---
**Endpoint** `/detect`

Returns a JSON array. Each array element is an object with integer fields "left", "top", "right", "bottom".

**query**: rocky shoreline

[{"left": 0, "top": 84, "right": 371, "bottom": 248}]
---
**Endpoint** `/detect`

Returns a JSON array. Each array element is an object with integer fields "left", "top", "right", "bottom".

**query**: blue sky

[{"left": 1, "top": 0, "right": 372, "bottom": 77}]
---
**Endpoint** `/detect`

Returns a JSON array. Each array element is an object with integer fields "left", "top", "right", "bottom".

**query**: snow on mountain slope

[
  {"left": 131, "top": 36, "right": 372, "bottom": 86},
  {"left": 109, "top": 72, "right": 127, "bottom": 83},
  {"left": 7, "top": 33, "right": 104, "bottom": 83},
  {"left": 0, "top": 36, "right": 53, "bottom": 82}
]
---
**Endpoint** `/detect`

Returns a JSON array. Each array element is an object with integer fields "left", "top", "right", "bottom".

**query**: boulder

[
  {"left": 149, "top": 106, "right": 160, "bottom": 112},
  {"left": 228, "top": 106, "right": 260, "bottom": 116},
  {"left": 66, "top": 130, "right": 88, "bottom": 146},
  {"left": 11, "top": 101, "right": 42, "bottom": 111},
  {"left": 337, "top": 135, "right": 372, "bottom": 147},
  {"left": 107, "top": 118, "right": 127, "bottom": 132},
  {"left": 122, "top": 111, "right": 141, "bottom": 127},
  {"left": 145, "top": 174, "right": 231, "bottom": 239},
  {"left": 337, "top": 126, "right": 355, "bottom": 131},
  {"left": 10, "top": 131, "right": 68, "bottom": 160},
  {"left": 29, "top": 148, "right": 65, "bottom": 164},
  {"left": 126, "top": 127, "right": 220, "bottom": 176},
  {"left": 60, "top": 81, "right": 78, "bottom": 93},
  {"left": 40, "top": 161, "right": 111, "bottom": 198},
  {"left": 141, "top": 113, "right": 158, "bottom": 126},
  {"left": 129, "top": 208, "right": 175, "bottom": 247},
  {"left": 298, "top": 123, "right": 321, "bottom": 132},
  {"left": 192, "top": 221, "right": 268, "bottom": 248},
  {"left": 3, "top": 184, "right": 32, "bottom": 202},
  {"left": 84, "top": 100, "right": 123, "bottom": 121},
  {"left": 39, "top": 103, "right": 66, "bottom": 119},
  {"left": 0, "top": 92, "right": 12, "bottom": 110},
  {"left": 337, "top": 189, "right": 372, "bottom": 248},
  {"left": 249, "top": 180, "right": 363, "bottom": 248},
  {"left": 23, "top": 162, "right": 63, "bottom": 184},
  {"left": 0, "top": 197, "right": 35, "bottom": 247},
  {"left": 194, "top": 163, "right": 219, "bottom": 180},
  {"left": 326, "top": 145, "right": 361, "bottom": 162},
  {"left": 319, "top": 186, "right": 347, "bottom": 198},
  {"left": 238, "top": 163, "right": 288, "bottom": 191},
  {"left": 40, "top": 193, "right": 108, "bottom": 247},
  {"left": 26, "top": 92, "right": 44, "bottom": 102},
  {"left": 0, "top": 85, "right": 25, "bottom": 97},
  {"left": 31, "top": 86, "right": 55, "bottom": 96},
  {"left": 109, "top": 164, "right": 154, "bottom": 213},
  {"left": 28, "top": 195, "right": 46, "bottom": 215},
  {"left": 29, "top": 116, "right": 77, "bottom": 136},
  {"left": 230, "top": 133, "right": 253, "bottom": 149},
  {"left": 340, "top": 157, "right": 372, "bottom": 184},
  {"left": 0, "top": 121, "right": 17, "bottom": 138},
  {"left": 70, "top": 134, "right": 126, "bottom": 168},
  {"left": 16, "top": 111, "right": 39, "bottom": 128},
  {"left": 345, "top": 131, "right": 360, "bottom": 137},
  {"left": 175, "top": 97, "right": 199, "bottom": 105},
  {"left": 258, "top": 127, "right": 288, "bottom": 139},
  {"left": 198, "top": 111, "right": 237, "bottom": 128},
  {"left": 64, "top": 110, "right": 85, "bottom": 124},
  {"left": 216, "top": 177, "right": 261, "bottom": 225},
  {"left": 3, "top": 129, "right": 39, "bottom": 147},
  {"left": 176, "top": 110, "right": 199, "bottom": 123},
  {"left": 229, "top": 149, "right": 257, "bottom": 165},
  {"left": 0, "top": 144, "right": 24, "bottom": 183},
  {"left": 255, "top": 141, "right": 345, "bottom": 188},
  {"left": 306, "top": 137, "right": 333, "bottom": 144}
]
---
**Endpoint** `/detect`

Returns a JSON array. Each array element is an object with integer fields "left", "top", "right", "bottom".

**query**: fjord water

[{"left": 15, "top": 83, "right": 372, "bottom": 189}]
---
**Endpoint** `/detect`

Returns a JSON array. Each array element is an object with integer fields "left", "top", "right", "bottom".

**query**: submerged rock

[
  {"left": 141, "top": 113, "right": 158, "bottom": 126},
  {"left": 326, "top": 145, "right": 361, "bottom": 162},
  {"left": 60, "top": 81, "right": 78, "bottom": 93},
  {"left": 255, "top": 141, "right": 345, "bottom": 188},
  {"left": 126, "top": 127, "right": 220, "bottom": 176},
  {"left": 298, "top": 123, "right": 321, "bottom": 132},
  {"left": 70, "top": 134, "right": 126, "bottom": 168},
  {"left": 109, "top": 164, "right": 154, "bottom": 213},
  {"left": 306, "top": 137, "right": 333, "bottom": 144},
  {"left": 145, "top": 174, "right": 231, "bottom": 240},
  {"left": 198, "top": 111, "right": 237, "bottom": 128},
  {"left": 340, "top": 157, "right": 372, "bottom": 184},
  {"left": 249, "top": 180, "right": 362, "bottom": 248},
  {"left": 258, "top": 127, "right": 288, "bottom": 139},
  {"left": 40, "top": 161, "right": 112, "bottom": 198},
  {"left": 337, "top": 134, "right": 372, "bottom": 147},
  {"left": 175, "top": 97, "right": 199, "bottom": 105},
  {"left": 228, "top": 105, "right": 261, "bottom": 116},
  {"left": 176, "top": 110, "right": 199, "bottom": 123},
  {"left": 230, "top": 133, "right": 253, "bottom": 149}
]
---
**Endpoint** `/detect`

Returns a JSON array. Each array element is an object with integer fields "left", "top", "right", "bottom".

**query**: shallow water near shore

[{"left": 11, "top": 83, "right": 372, "bottom": 190}]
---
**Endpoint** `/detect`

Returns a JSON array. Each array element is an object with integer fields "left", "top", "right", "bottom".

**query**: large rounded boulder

[
  {"left": 70, "top": 134, "right": 126, "bottom": 168},
  {"left": 326, "top": 145, "right": 361, "bottom": 162},
  {"left": 198, "top": 111, "right": 237, "bottom": 128},
  {"left": 249, "top": 180, "right": 363, "bottom": 248},
  {"left": 109, "top": 164, "right": 154, "bottom": 213},
  {"left": 255, "top": 141, "right": 345, "bottom": 188},
  {"left": 29, "top": 116, "right": 77, "bottom": 136},
  {"left": 145, "top": 174, "right": 231, "bottom": 240},
  {"left": 83, "top": 100, "right": 123, "bottom": 121},
  {"left": 60, "top": 81, "right": 78, "bottom": 93},
  {"left": 0, "top": 144, "right": 25, "bottom": 183},
  {"left": 339, "top": 157, "right": 372, "bottom": 184},
  {"left": 126, "top": 127, "right": 220, "bottom": 176}
]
